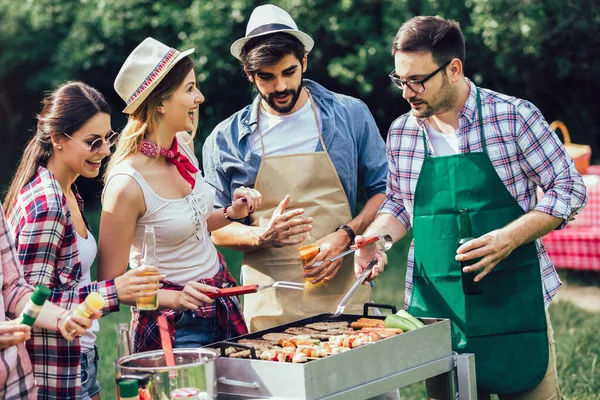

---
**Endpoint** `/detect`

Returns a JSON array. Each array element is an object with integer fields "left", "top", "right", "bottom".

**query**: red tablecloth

[{"left": 542, "top": 166, "right": 600, "bottom": 271}]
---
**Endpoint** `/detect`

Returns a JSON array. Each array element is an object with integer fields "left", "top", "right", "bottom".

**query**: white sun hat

[
  {"left": 114, "top": 37, "right": 195, "bottom": 114},
  {"left": 230, "top": 4, "right": 314, "bottom": 61}
]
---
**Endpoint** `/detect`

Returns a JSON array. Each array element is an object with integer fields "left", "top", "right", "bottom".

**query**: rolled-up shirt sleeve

[
  {"left": 516, "top": 101, "right": 588, "bottom": 228},
  {"left": 1, "top": 208, "right": 33, "bottom": 319},
  {"left": 379, "top": 131, "right": 412, "bottom": 231}
]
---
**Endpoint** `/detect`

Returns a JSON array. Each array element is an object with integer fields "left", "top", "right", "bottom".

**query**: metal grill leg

[{"left": 454, "top": 353, "right": 477, "bottom": 399}]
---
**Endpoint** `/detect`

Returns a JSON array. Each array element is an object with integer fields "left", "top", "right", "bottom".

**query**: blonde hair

[{"left": 105, "top": 56, "right": 197, "bottom": 181}]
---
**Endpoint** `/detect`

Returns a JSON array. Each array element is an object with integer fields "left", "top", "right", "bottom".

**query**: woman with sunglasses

[
  {"left": 4, "top": 81, "right": 163, "bottom": 400},
  {"left": 98, "top": 38, "right": 261, "bottom": 352}
]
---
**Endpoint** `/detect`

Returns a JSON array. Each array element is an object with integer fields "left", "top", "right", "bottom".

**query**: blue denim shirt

[{"left": 202, "top": 79, "right": 386, "bottom": 216}]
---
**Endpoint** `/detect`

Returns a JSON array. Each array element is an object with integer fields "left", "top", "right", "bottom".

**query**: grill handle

[
  {"left": 217, "top": 377, "right": 260, "bottom": 389},
  {"left": 218, "top": 341, "right": 258, "bottom": 359},
  {"left": 363, "top": 303, "right": 397, "bottom": 316}
]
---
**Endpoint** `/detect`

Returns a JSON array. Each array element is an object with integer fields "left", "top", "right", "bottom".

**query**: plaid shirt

[
  {"left": 0, "top": 205, "right": 36, "bottom": 399},
  {"left": 380, "top": 79, "right": 588, "bottom": 308},
  {"left": 8, "top": 167, "right": 120, "bottom": 400},
  {"left": 131, "top": 252, "right": 248, "bottom": 353}
]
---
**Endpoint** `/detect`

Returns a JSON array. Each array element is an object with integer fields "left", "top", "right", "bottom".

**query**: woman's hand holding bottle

[
  {"left": 57, "top": 309, "right": 102, "bottom": 342},
  {"left": 114, "top": 266, "right": 165, "bottom": 306}
]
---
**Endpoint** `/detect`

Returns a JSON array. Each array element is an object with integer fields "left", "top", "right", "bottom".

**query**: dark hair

[
  {"left": 240, "top": 33, "right": 306, "bottom": 74},
  {"left": 4, "top": 81, "right": 110, "bottom": 215},
  {"left": 106, "top": 56, "right": 195, "bottom": 179},
  {"left": 391, "top": 16, "right": 465, "bottom": 66}
]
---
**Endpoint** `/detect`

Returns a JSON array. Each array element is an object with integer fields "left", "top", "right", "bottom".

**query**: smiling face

[
  {"left": 160, "top": 69, "right": 205, "bottom": 133},
  {"left": 53, "top": 112, "right": 113, "bottom": 178},
  {"left": 248, "top": 53, "right": 307, "bottom": 115},
  {"left": 394, "top": 51, "right": 458, "bottom": 118}
]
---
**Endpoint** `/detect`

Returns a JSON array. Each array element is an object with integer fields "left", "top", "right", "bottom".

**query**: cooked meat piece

[
  {"left": 325, "top": 327, "right": 354, "bottom": 335},
  {"left": 224, "top": 347, "right": 239, "bottom": 356},
  {"left": 305, "top": 321, "right": 350, "bottom": 331},
  {"left": 284, "top": 327, "right": 322, "bottom": 336},
  {"left": 310, "top": 333, "right": 333, "bottom": 340},
  {"left": 237, "top": 338, "right": 273, "bottom": 349},
  {"left": 262, "top": 332, "right": 294, "bottom": 343},
  {"left": 229, "top": 350, "right": 252, "bottom": 358}
]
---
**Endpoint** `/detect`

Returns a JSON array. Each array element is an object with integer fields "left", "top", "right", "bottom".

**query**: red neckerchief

[{"left": 140, "top": 138, "right": 198, "bottom": 189}]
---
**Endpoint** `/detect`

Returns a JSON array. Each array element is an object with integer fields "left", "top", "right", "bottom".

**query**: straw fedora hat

[
  {"left": 114, "top": 37, "right": 195, "bottom": 114},
  {"left": 230, "top": 4, "right": 314, "bottom": 61}
]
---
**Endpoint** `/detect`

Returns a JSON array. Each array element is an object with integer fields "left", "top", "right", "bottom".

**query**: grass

[{"left": 86, "top": 206, "right": 600, "bottom": 398}]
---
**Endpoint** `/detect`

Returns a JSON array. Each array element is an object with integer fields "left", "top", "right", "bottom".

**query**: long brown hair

[
  {"left": 105, "top": 56, "right": 196, "bottom": 181},
  {"left": 4, "top": 81, "right": 110, "bottom": 216}
]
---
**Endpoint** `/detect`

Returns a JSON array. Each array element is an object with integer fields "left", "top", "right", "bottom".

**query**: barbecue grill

[{"left": 207, "top": 304, "right": 477, "bottom": 399}]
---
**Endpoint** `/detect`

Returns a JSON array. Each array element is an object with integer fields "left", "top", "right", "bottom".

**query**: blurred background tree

[{"left": 1, "top": 0, "right": 598, "bottom": 205}]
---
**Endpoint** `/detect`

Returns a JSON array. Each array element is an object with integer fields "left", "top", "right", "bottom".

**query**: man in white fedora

[{"left": 203, "top": 4, "right": 388, "bottom": 335}]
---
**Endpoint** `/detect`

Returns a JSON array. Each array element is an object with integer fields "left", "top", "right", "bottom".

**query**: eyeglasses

[
  {"left": 63, "top": 130, "right": 120, "bottom": 153},
  {"left": 389, "top": 60, "right": 452, "bottom": 93}
]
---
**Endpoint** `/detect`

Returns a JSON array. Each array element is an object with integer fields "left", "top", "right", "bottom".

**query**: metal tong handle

[
  {"left": 312, "top": 235, "right": 383, "bottom": 267},
  {"left": 332, "top": 258, "right": 378, "bottom": 316}
]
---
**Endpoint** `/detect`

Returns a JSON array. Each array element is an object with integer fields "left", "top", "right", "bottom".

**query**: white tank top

[
  {"left": 105, "top": 137, "right": 220, "bottom": 285},
  {"left": 74, "top": 229, "right": 99, "bottom": 351}
]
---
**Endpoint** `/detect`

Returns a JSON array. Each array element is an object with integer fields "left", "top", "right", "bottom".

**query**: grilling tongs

[
  {"left": 204, "top": 281, "right": 305, "bottom": 299},
  {"left": 332, "top": 257, "right": 379, "bottom": 317}
]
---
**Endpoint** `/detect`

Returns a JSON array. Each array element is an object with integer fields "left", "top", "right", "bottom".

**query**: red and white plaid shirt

[
  {"left": 380, "top": 80, "right": 588, "bottom": 308},
  {"left": 8, "top": 167, "right": 120, "bottom": 400},
  {"left": 0, "top": 205, "right": 36, "bottom": 399}
]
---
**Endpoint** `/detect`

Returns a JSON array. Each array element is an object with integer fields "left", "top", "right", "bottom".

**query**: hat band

[
  {"left": 127, "top": 48, "right": 178, "bottom": 106},
  {"left": 247, "top": 23, "right": 294, "bottom": 37}
]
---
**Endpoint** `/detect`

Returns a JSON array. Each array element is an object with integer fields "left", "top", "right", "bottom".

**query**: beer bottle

[
  {"left": 458, "top": 209, "right": 483, "bottom": 295},
  {"left": 137, "top": 225, "right": 160, "bottom": 310}
]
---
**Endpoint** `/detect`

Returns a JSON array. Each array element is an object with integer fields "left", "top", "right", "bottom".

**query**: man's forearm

[
  {"left": 346, "top": 194, "right": 386, "bottom": 236},
  {"left": 504, "top": 210, "right": 562, "bottom": 248},
  {"left": 211, "top": 222, "right": 267, "bottom": 252},
  {"left": 363, "top": 212, "right": 408, "bottom": 244}
]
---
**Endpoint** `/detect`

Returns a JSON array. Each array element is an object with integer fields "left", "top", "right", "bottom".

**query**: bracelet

[
  {"left": 335, "top": 224, "right": 356, "bottom": 246},
  {"left": 56, "top": 310, "right": 70, "bottom": 332},
  {"left": 223, "top": 204, "right": 244, "bottom": 222}
]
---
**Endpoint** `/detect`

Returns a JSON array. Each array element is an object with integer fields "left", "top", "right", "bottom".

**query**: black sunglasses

[{"left": 389, "top": 60, "right": 452, "bottom": 93}]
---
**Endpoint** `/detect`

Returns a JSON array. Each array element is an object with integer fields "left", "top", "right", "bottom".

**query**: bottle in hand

[
  {"left": 458, "top": 209, "right": 483, "bottom": 295},
  {"left": 67, "top": 292, "right": 105, "bottom": 335},
  {"left": 137, "top": 225, "right": 160, "bottom": 310}
]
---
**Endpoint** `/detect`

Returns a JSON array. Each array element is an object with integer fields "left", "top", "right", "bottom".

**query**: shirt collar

[{"left": 457, "top": 78, "right": 478, "bottom": 124}]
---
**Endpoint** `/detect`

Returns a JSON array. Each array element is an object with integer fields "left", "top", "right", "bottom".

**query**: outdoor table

[{"left": 542, "top": 165, "right": 600, "bottom": 271}]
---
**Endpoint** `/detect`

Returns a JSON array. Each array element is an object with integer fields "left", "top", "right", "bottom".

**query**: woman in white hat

[{"left": 99, "top": 37, "right": 261, "bottom": 351}]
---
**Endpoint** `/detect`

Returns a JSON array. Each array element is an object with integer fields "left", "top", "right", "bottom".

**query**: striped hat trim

[{"left": 127, "top": 48, "right": 178, "bottom": 105}]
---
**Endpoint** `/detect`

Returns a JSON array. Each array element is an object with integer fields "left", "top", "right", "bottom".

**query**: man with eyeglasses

[{"left": 355, "top": 16, "right": 587, "bottom": 400}]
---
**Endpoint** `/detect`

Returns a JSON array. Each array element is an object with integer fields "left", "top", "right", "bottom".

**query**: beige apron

[{"left": 242, "top": 91, "right": 371, "bottom": 332}]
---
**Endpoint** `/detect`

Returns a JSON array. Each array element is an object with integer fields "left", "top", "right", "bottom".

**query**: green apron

[{"left": 408, "top": 89, "right": 548, "bottom": 394}]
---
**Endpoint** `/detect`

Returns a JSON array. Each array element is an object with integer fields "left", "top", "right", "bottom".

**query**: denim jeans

[
  {"left": 173, "top": 312, "right": 223, "bottom": 348},
  {"left": 80, "top": 345, "right": 101, "bottom": 399}
]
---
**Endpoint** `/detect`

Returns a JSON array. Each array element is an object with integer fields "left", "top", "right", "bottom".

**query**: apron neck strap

[
  {"left": 256, "top": 87, "right": 327, "bottom": 157},
  {"left": 421, "top": 87, "right": 486, "bottom": 157},
  {"left": 475, "top": 87, "right": 486, "bottom": 151}
]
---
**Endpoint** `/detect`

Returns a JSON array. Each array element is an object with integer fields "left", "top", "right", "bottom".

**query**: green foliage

[{"left": 0, "top": 0, "right": 598, "bottom": 198}]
